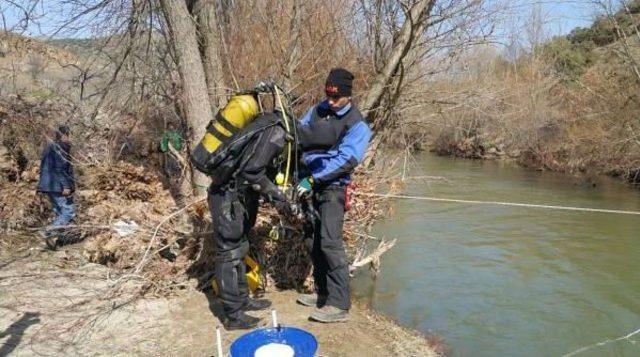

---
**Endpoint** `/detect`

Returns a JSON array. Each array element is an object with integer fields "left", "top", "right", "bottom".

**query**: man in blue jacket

[
  {"left": 37, "top": 125, "right": 76, "bottom": 249},
  {"left": 295, "top": 68, "right": 372, "bottom": 323}
]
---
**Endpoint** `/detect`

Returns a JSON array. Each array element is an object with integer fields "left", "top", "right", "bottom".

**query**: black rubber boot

[
  {"left": 44, "top": 236, "right": 58, "bottom": 251},
  {"left": 244, "top": 298, "right": 272, "bottom": 311},
  {"left": 224, "top": 312, "right": 261, "bottom": 331}
]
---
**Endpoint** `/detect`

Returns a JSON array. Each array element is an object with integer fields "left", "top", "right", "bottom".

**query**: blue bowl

[{"left": 230, "top": 326, "right": 318, "bottom": 357}]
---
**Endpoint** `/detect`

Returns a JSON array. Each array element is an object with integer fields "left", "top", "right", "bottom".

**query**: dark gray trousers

[
  {"left": 310, "top": 186, "right": 350, "bottom": 310},
  {"left": 208, "top": 186, "right": 258, "bottom": 318}
]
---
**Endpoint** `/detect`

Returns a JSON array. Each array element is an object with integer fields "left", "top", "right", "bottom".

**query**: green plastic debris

[{"left": 160, "top": 130, "right": 183, "bottom": 152}]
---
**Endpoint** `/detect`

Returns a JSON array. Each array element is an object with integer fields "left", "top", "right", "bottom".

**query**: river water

[{"left": 352, "top": 154, "right": 640, "bottom": 357}]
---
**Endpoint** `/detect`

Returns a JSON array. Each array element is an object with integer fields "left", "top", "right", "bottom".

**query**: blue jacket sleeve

[
  {"left": 298, "top": 107, "right": 314, "bottom": 127},
  {"left": 312, "top": 121, "right": 372, "bottom": 184}
]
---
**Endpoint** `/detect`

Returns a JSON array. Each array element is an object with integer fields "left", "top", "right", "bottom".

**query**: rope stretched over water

[
  {"left": 562, "top": 327, "right": 640, "bottom": 356},
  {"left": 355, "top": 192, "right": 640, "bottom": 216}
]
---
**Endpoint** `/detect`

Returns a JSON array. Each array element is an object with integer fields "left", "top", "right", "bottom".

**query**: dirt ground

[{"left": 0, "top": 235, "right": 438, "bottom": 357}]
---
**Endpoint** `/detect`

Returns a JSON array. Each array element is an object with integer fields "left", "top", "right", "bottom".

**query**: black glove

[
  {"left": 251, "top": 177, "right": 293, "bottom": 215},
  {"left": 253, "top": 81, "right": 274, "bottom": 93},
  {"left": 273, "top": 199, "right": 294, "bottom": 216}
]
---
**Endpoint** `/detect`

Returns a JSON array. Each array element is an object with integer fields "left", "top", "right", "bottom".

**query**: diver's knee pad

[{"left": 216, "top": 240, "right": 249, "bottom": 263}]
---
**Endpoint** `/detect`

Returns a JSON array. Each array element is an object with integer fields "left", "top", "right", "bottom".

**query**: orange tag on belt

[{"left": 345, "top": 183, "right": 354, "bottom": 211}]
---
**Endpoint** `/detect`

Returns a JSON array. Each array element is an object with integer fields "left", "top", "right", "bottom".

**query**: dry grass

[
  {"left": 360, "top": 304, "right": 448, "bottom": 357},
  {"left": 405, "top": 45, "right": 640, "bottom": 184}
]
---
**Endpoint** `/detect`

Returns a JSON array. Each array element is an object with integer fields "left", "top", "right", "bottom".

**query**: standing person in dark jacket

[
  {"left": 295, "top": 68, "right": 372, "bottom": 323},
  {"left": 37, "top": 125, "right": 76, "bottom": 249}
]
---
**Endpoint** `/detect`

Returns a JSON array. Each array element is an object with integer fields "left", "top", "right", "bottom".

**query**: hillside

[
  {"left": 419, "top": 1, "right": 640, "bottom": 186},
  {"left": 47, "top": 37, "right": 103, "bottom": 58},
  {"left": 544, "top": 0, "right": 640, "bottom": 80},
  {"left": 0, "top": 31, "right": 78, "bottom": 63},
  {"left": 0, "top": 31, "right": 82, "bottom": 96}
]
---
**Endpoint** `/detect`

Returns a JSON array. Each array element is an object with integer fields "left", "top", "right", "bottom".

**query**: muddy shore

[{"left": 0, "top": 235, "right": 440, "bottom": 356}]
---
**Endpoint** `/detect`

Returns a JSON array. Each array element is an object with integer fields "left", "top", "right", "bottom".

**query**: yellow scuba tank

[
  {"left": 191, "top": 94, "right": 260, "bottom": 174},
  {"left": 211, "top": 255, "right": 262, "bottom": 296}
]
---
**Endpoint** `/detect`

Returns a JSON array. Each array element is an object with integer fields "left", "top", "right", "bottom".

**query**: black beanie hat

[{"left": 325, "top": 67, "right": 354, "bottom": 98}]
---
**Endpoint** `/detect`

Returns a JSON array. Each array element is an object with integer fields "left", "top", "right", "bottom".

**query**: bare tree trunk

[
  {"left": 361, "top": 0, "right": 435, "bottom": 168},
  {"left": 283, "top": 0, "right": 304, "bottom": 90},
  {"left": 192, "top": 0, "right": 228, "bottom": 109},
  {"left": 360, "top": 0, "right": 435, "bottom": 122},
  {"left": 159, "top": 0, "right": 212, "bottom": 197}
]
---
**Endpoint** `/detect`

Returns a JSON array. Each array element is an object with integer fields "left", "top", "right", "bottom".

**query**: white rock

[{"left": 113, "top": 220, "right": 139, "bottom": 237}]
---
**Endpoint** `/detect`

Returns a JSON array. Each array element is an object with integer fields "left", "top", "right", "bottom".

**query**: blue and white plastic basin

[{"left": 229, "top": 327, "right": 318, "bottom": 357}]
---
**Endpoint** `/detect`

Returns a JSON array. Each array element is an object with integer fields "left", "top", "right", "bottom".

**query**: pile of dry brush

[
  {"left": 0, "top": 91, "right": 400, "bottom": 297},
  {"left": 0, "top": 92, "right": 400, "bottom": 294},
  {"left": 1, "top": 152, "right": 399, "bottom": 295}
]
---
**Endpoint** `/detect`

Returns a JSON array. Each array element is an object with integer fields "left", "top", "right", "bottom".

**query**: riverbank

[
  {"left": 0, "top": 235, "right": 441, "bottom": 356},
  {"left": 401, "top": 5, "right": 640, "bottom": 187},
  {"left": 425, "top": 141, "right": 639, "bottom": 188}
]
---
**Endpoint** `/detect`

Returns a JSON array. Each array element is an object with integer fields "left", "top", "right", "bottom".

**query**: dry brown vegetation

[
  {"left": 1, "top": 0, "right": 494, "bottom": 286},
  {"left": 0, "top": 92, "right": 402, "bottom": 295},
  {"left": 411, "top": 2, "right": 640, "bottom": 185}
]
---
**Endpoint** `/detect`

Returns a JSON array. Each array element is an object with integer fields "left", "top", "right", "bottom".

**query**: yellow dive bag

[{"left": 211, "top": 255, "right": 262, "bottom": 295}]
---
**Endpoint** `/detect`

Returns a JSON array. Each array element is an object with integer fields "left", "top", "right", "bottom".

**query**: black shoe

[
  {"left": 244, "top": 298, "right": 271, "bottom": 311},
  {"left": 224, "top": 312, "right": 261, "bottom": 330},
  {"left": 44, "top": 236, "right": 58, "bottom": 251}
]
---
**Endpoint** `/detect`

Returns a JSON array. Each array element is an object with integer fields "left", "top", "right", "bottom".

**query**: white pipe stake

[
  {"left": 271, "top": 309, "right": 278, "bottom": 328},
  {"left": 216, "top": 326, "right": 223, "bottom": 357}
]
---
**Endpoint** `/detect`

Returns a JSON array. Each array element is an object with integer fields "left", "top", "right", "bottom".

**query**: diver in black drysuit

[{"left": 207, "top": 111, "right": 290, "bottom": 330}]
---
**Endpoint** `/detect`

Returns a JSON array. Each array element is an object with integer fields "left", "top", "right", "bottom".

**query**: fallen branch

[
  {"left": 350, "top": 238, "right": 397, "bottom": 277},
  {"left": 133, "top": 197, "right": 206, "bottom": 274},
  {"left": 26, "top": 224, "right": 112, "bottom": 231},
  {"left": 167, "top": 143, "right": 188, "bottom": 170}
]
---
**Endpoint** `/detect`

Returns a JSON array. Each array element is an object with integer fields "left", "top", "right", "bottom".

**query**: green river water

[{"left": 352, "top": 154, "right": 640, "bottom": 357}]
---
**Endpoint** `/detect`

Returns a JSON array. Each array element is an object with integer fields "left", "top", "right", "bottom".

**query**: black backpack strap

[
  {"left": 206, "top": 119, "right": 231, "bottom": 144},
  {"left": 216, "top": 112, "right": 240, "bottom": 135}
]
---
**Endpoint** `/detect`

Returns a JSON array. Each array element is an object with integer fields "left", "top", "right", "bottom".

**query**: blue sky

[
  {"left": 521, "top": 1, "right": 598, "bottom": 36},
  {"left": 1, "top": 1, "right": 100, "bottom": 38},
  {"left": 488, "top": 0, "right": 601, "bottom": 41},
  {"left": 0, "top": 0, "right": 606, "bottom": 39}
]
